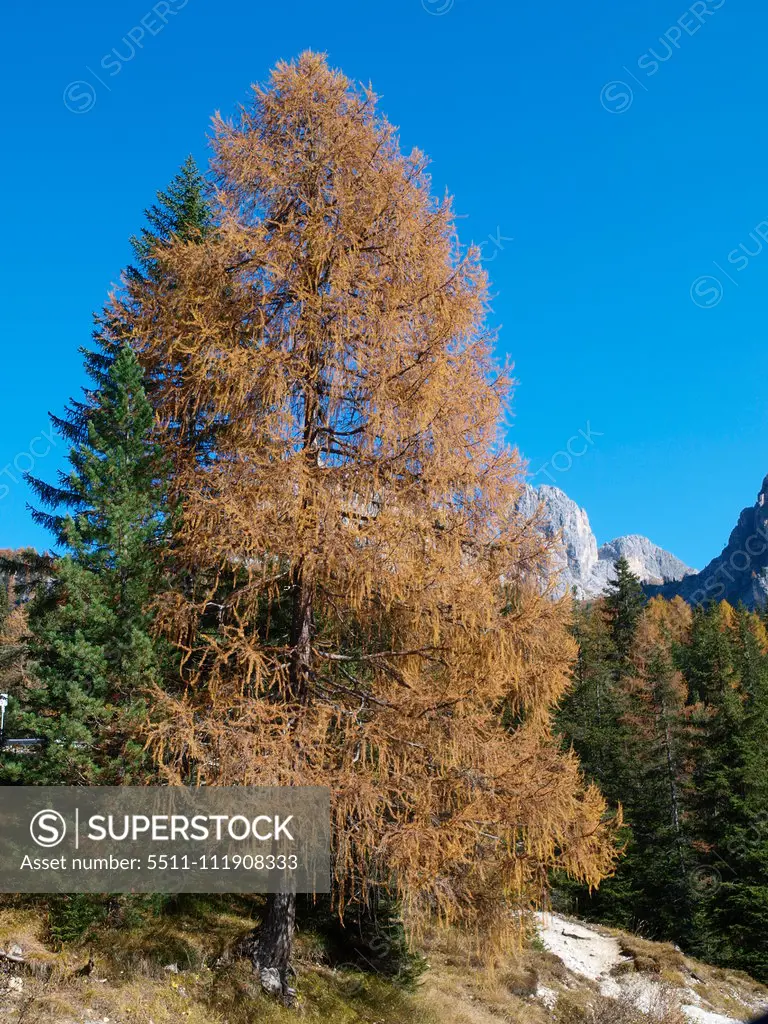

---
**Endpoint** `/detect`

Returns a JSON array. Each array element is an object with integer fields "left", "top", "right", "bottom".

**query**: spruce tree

[
  {"left": 0, "top": 346, "right": 169, "bottom": 784},
  {"left": 128, "top": 155, "right": 212, "bottom": 284},
  {"left": 52, "top": 157, "right": 212, "bottom": 448},
  {"left": 604, "top": 556, "right": 645, "bottom": 676},
  {"left": 685, "top": 605, "right": 768, "bottom": 978},
  {"left": 560, "top": 600, "right": 627, "bottom": 803},
  {"left": 561, "top": 589, "right": 768, "bottom": 973},
  {"left": 558, "top": 595, "right": 691, "bottom": 936},
  {"left": 613, "top": 598, "right": 693, "bottom": 939},
  {"left": 556, "top": 600, "right": 638, "bottom": 925},
  {"left": 560, "top": 560, "right": 645, "bottom": 816}
]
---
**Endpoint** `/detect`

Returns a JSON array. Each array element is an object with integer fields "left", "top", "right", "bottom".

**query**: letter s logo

[{"left": 30, "top": 810, "right": 67, "bottom": 848}]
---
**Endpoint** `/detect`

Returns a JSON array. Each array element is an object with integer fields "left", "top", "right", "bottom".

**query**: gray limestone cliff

[
  {"left": 647, "top": 475, "right": 768, "bottom": 609},
  {"left": 518, "top": 484, "right": 694, "bottom": 599}
]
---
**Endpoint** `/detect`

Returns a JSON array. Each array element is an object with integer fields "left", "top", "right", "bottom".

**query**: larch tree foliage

[{"left": 121, "top": 52, "right": 617, "bottom": 1000}]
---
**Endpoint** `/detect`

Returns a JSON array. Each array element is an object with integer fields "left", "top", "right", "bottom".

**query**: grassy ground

[
  {"left": 0, "top": 900, "right": 435, "bottom": 1024},
  {"left": 1, "top": 903, "right": 767, "bottom": 1024}
]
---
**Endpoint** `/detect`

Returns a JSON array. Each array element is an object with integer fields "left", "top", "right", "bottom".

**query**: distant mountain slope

[
  {"left": 648, "top": 474, "right": 768, "bottom": 609},
  {"left": 518, "top": 484, "right": 694, "bottom": 599}
]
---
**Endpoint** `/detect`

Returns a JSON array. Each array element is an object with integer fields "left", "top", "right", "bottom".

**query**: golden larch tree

[{"left": 120, "top": 52, "right": 616, "bottom": 1001}]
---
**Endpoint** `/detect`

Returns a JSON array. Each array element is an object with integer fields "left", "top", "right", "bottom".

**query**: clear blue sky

[{"left": 1, "top": 0, "right": 765, "bottom": 569}]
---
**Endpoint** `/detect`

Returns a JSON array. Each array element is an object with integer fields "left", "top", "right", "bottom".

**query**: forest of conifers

[
  {"left": 558, "top": 563, "right": 768, "bottom": 983},
  {"left": 0, "top": 52, "right": 765, "bottom": 1003}
]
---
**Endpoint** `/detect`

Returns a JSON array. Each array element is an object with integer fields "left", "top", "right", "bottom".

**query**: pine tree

[
  {"left": 120, "top": 52, "right": 618, "bottom": 1001},
  {"left": 0, "top": 346, "right": 169, "bottom": 784}
]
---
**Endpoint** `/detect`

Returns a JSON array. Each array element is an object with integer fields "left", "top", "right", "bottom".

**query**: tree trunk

[
  {"left": 252, "top": 893, "right": 297, "bottom": 1005},
  {"left": 247, "top": 344, "right": 318, "bottom": 1002},
  {"left": 247, "top": 568, "right": 312, "bottom": 1003},
  {"left": 289, "top": 559, "right": 313, "bottom": 704}
]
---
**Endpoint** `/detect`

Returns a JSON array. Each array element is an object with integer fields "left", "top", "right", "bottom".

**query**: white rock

[
  {"left": 259, "top": 966, "right": 283, "bottom": 997},
  {"left": 536, "top": 984, "right": 558, "bottom": 1009},
  {"left": 682, "top": 1006, "right": 740, "bottom": 1024},
  {"left": 517, "top": 485, "right": 694, "bottom": 599}
]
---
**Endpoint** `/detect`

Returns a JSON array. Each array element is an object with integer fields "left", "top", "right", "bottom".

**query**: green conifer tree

[
  {"left": 604, "top": 557, "right": 645, "bottom": 676},
  {"left": 685, "top": 606, "right": 768, "bottom": 979},
  {"left": 0, "top": 346, "right": 169, "bottom": 784},
  {"left": 556, "top": 599, "right": 638, "bottom": 924},
  {"left": 52, "top": 157, "right": 212, "bottom": 447}
]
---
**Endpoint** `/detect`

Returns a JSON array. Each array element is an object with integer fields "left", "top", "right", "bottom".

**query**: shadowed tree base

[{"left": 250, "top": 892, "right": 297, "bottom": 1005}]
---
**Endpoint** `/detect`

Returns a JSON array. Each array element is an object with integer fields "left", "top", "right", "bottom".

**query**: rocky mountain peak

[
  {"left": 649, "top": 472, "right": 768, "bottom": 609},
  {"left": 519, "top": 484, "right": 693, "bottom": 599}
]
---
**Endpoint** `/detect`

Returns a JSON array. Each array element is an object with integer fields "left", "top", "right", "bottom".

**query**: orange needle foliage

[{"left": 119, "top": 52, "right": 617, "bottom": 938}]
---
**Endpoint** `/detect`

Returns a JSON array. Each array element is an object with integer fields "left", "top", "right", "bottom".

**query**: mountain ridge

[
  {"left": 518, "top": 483, "right": 695, "bottom": 599},
  {"left": 647, "top": 474, "right": 768, "bottom": 609}
]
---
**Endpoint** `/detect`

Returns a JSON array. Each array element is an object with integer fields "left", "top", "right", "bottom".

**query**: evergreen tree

[
  {"left": 684, "top": 605, "right": 768, "bottom": 979},
  {"left": 604, "top": 556, "right": 645, "bottom": 676},
  {"left": 558, "top": 596, "right": 692, "bottom": 937},
  {"left": 128, "top": 155, "right": 212, "bottom": 284},
  {"left": 560, "top": 600, "right": 628, "bottom": 804},
  {"left": 52, "top": 157, "right": 212, "bottom": 447},
  {"left": 556, "top": 599, "right": 638, "bottom": 925},
  {"left": 0, "top": 346, "right": 169, "bottom": 784},
  {"left": 559, "top": 560, "right": 645, "bottom": 836},
  {"left": 613, "top": 598, "right": 693, "bottom": 939},
  {"left": 560, "top": 586, "right": 768, "bottom": 977}
]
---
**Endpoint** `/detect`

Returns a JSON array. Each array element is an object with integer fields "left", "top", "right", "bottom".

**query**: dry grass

[
  {"left": 2, "top": 905, "right": 767, "bottom": 1024},
  {"left": 553, "top": 987, "right": 686, "bottom": 1024},
  {"left": 0, "top": 908, "right": 50, "bottom": 961},
  {"left": 611, "top": 932, "right": 688, "bottom": 984},
  {"left": 0, "top": 904, "right": 435, "bottom": 1024},
  {"left": 599, "top": 923, "right": 768, "bottom": 1022},
  {"left": 413, "top": 922, "right": 555, "bottom": 1024}
]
